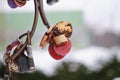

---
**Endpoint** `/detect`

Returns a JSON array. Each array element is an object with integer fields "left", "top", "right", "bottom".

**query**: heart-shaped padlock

[
  {"left": 54, "top": 39, "right": 71, "bottom": 56},
  {"left": 48, "top": 39, "right": 71, "bottom": 60},
  {"left": 48, "top": 44, "right": 64, "bottom": 60}
]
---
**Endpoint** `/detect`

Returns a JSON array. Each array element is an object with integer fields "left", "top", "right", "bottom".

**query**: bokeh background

[{"left": 0, "top": 0, "right": 120, "bottom": 80}]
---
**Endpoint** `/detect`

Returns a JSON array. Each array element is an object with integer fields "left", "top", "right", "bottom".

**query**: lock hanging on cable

[
  {"left": 16, "top": 45, "right": 35, "bottom": 72},
  {"left": 40, "top": 21, "right": 72, "bottom": 60},
  {"left": 4, "top": 33, "right": 35, "bottom": 73}
]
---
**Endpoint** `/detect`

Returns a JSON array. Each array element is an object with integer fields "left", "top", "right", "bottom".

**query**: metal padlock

[
  {"left": 40, "top": 21, "right": 72, "bottom": 48},
  {"left": 48, "top": 44, "right": 64, "bottom": 60},
  {"left": 40, "top": 21, "right": 72, "bottom": 60},
  {"left": 48, "top": 39, "right": 71, "bottom": 60},
  {"left": 4, "top": 39, "right": 35, "bottom": 73},
  {"left": 16, "top": 45, "right": 35, "bottom": 72},
  {"left": 17, "top": 52, "right": 30, "bottom": 72}
]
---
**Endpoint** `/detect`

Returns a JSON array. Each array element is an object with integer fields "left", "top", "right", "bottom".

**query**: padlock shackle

[{"left": 12, "top": 0, "right": 50, "bottom": 60}]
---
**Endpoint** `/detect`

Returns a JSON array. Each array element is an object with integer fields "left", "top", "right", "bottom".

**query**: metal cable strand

[
  {"left": 12, "top": 0, "right": 39, "bottom": 60},
  {"left": 38, "top": 0, "right": 50, "bottom": 29}
]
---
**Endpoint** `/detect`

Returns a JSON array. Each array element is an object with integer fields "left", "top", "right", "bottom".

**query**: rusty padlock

[
  {"left": 40, "top": 21, "right": 72, "bottom": 48},
  {"left": 49, "top": 21, "right": 72, "bottom": 60},
  {"left": 4, "top": 37, "right": 35, "bottom": 73},
  {"left": 53, "top": 34, "right": 68, "bottom": 46},
  {"left": 51, "top": 21, "right": 72, "bottom": 45},
  {"left": 40, "top": 26, "right": 54, "bottom": 48},
  {"left": 3, "top": 39, "right": 21, "bottom": 72},
  {"left": 40, "top": 21, "right": 72, "bottom": 60},
  {"left": 53, "top": 21, "right": 72, "bottom": 38}
]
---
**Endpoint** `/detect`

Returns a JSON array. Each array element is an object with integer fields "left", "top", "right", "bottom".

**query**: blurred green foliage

[{"left": 0, "top": 56, "right": 120, "bottom": 80}]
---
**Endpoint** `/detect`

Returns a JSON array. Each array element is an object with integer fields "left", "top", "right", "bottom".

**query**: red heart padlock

[
  {"left": 49, "top": 44, "right": 64, "bottom": 60},
  {"left": 8, "top": 0, "right": 17, "bottom": 8},
  {"left": 54, "top": 39, "right": 71, "bottom": 56},
  {"left": 48, "top": 39, "right": 71, "bottom": 60}
]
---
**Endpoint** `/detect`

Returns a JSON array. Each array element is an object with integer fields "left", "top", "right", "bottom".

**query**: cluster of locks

[
  {"left": 40, "top": 21, "right": 72, "bottom": 60},
  {"left": 4, "top": 1, "right": 73, "bottom": 79},
  {"left": 4, "top": 21, "right": 72, "bottom": 73},
  {"left": 4, "top": 31, "right": 35, "bottom": 73}
]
